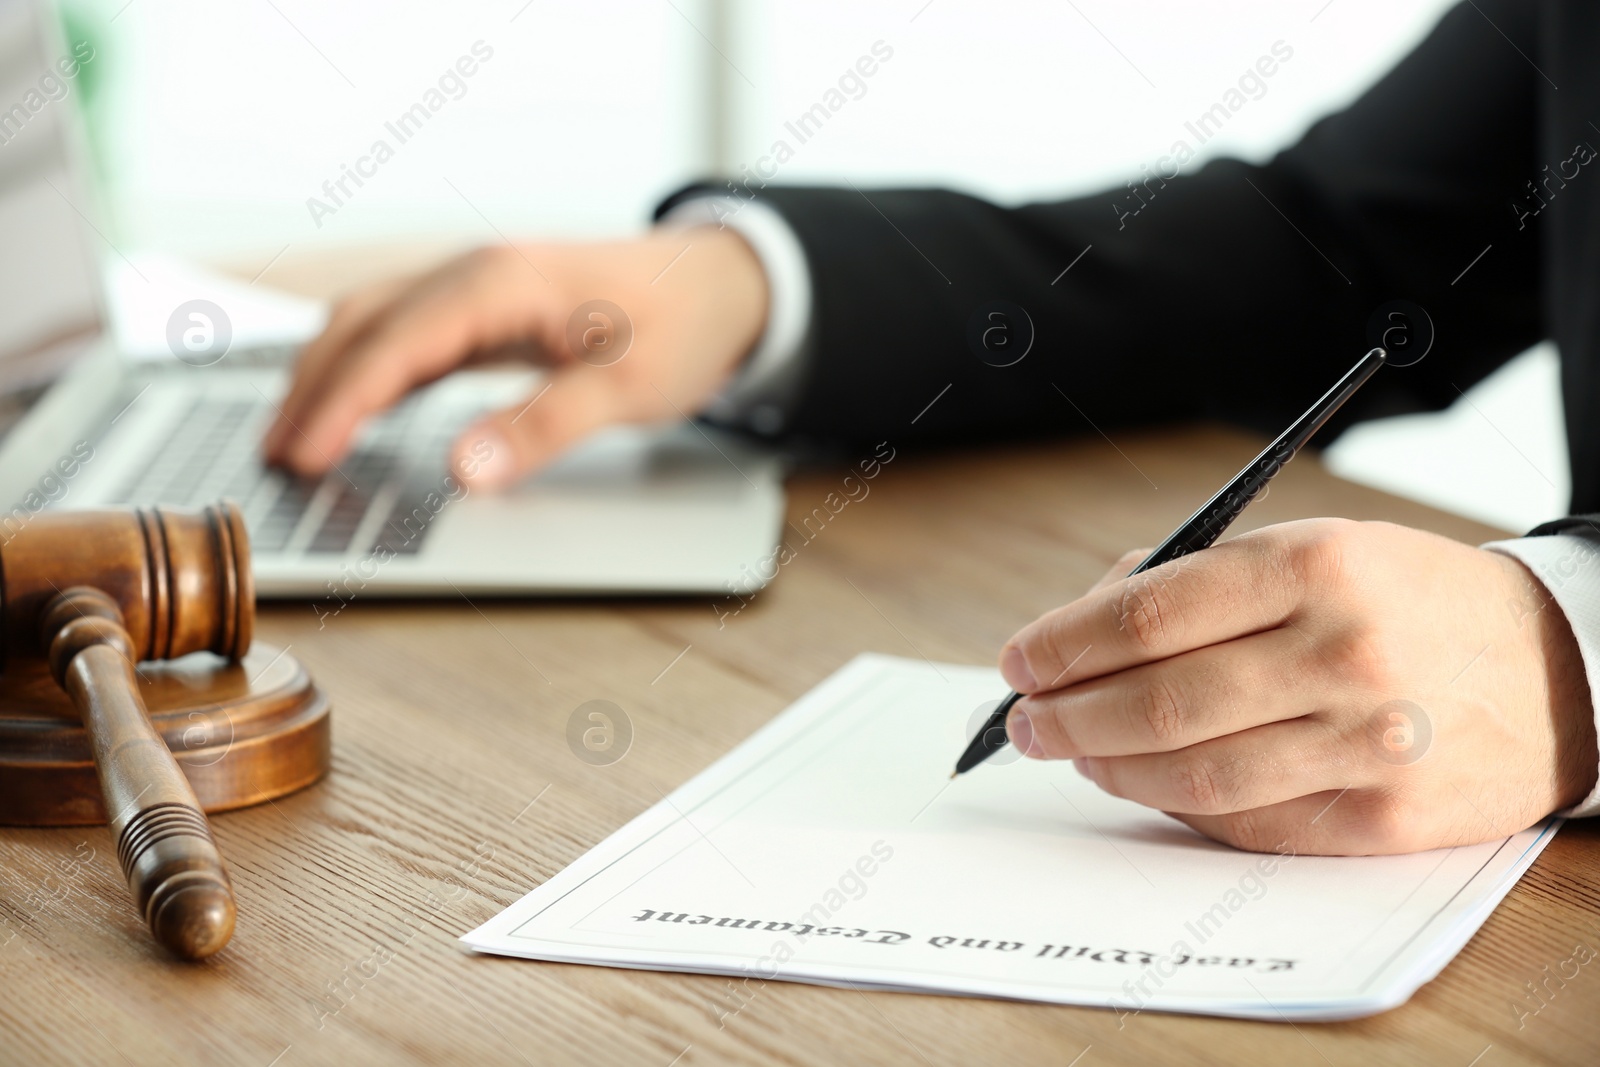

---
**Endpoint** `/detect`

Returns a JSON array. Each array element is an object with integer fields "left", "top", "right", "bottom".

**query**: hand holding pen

[
  {"left": 954, "top": 345, "right": 1389, "bottom": 777},
  {"left": 947, "top": 344, "right": 1594, "bottom": 856}
]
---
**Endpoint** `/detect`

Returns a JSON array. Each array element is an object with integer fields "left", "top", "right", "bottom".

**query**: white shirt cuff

[
  {"left": 659, "top": 196, "right": 812, "bottom": 435},
  {"left": 1484, "top": 532, "right": 1600, "bottom": 817}
]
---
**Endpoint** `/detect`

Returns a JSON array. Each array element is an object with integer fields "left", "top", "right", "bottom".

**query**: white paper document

[{"left": 462, "top": 655, "right": 1560, "bottom": 1021}]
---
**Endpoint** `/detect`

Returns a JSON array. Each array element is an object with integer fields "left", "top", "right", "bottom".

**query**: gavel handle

[{"left": 43, "top": 588, "right": 236, "bottom": 960}]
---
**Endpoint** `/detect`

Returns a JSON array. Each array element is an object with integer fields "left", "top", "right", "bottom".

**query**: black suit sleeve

[
  {"left": 1529, "top": 516, "right": 1600, "bottom": 539},
  {"left": 659, "top": 0, "right": 1542, "bottom": 453}
]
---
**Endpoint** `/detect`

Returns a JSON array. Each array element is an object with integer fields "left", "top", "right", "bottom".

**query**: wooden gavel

[{"left": 1, "top": 502, "right": 252, "bottom": 959}]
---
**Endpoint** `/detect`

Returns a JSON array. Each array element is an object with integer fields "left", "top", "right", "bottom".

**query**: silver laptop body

[{"left": 0, "top": 0, "right": 784, "bottom": 598}]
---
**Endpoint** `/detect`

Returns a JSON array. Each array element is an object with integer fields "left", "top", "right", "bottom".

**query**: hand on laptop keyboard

[
  {"left": 107, "top": 388, "right": 487, "bottom": 558},
  {"left": 261, "top": 229, "right": 769, "bottom": 492}
]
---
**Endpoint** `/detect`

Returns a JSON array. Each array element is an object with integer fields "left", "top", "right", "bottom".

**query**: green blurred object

[
  {"left": 56, "top": 3, "right": 101, "bottom": 103},
  {"left": 54, "top": 2, "right": 113, "bottom": 219}
]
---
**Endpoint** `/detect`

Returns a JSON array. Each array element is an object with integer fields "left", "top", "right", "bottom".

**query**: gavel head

[{"left": 0, "top": 501, "right": 253, "bottom": 671}]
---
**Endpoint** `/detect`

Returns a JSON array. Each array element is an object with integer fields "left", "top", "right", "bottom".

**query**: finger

[
  {"left": 1013, "top": 627, "right": 1316, "bottom": 759},
  {"left": 263, "top": 276, "right": 413, "bottom": 459},
  {"left": 280, "top": 279, "right": 514, "bottom": 475},
  {"left": 1087, "top": 549, "right": 1150, "bottom": 594},
  {"left": 1000, "top": 529, "right": 1308, "bottom": 694},
  {"left": 449, "top": 366, "right": 625, "bottom": 490},
  {"left": 1169, "top": 787, "right": 1423, "bottom": 857},
  {"left": 1075, "top": 718, "right": 1354, "bottom": 816}
]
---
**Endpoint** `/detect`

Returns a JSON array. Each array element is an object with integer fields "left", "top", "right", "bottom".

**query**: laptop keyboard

[{"left": 103, "top": 388, "right": 485, "bottom": 558}]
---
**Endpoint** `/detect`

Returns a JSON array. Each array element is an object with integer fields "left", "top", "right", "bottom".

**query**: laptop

[{"left": 0, "top": 0, "right": 785, "bottom": 598}]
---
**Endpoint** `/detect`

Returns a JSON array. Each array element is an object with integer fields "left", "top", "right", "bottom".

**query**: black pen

[{"left": 951, "top": 345, "right": 1389, "bottom": 777}]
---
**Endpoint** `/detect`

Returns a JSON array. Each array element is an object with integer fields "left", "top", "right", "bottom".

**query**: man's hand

[
  {"left": 999, "top": 519, "right": 1598, "bottom": 855},
  {"left": 262, "top": 228, "right": 769, "bottom": 488}
]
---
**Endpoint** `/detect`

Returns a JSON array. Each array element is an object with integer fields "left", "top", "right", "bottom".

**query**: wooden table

[{"left": 3, "top": 422, "right": 1598, "bottom": 1062}]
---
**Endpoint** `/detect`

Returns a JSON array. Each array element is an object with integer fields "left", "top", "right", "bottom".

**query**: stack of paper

[{"left": 463, "top": 655, "right": 1558, "bottom": 1021}]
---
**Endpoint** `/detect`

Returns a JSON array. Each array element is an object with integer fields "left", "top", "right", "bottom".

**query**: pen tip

[{"left": 949, "top": 771, "right": 959, "bottom": 780}]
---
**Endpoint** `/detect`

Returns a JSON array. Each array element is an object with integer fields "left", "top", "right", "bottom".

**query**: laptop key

[
  {"left": 371, "top": 492, "right": 440, "bottom": 556},
  {"left": 252, "top": 479, "right": 314, "bottom": 553},
  {"left": 306, "top": 483, "right": 373, "bottom": 554}
]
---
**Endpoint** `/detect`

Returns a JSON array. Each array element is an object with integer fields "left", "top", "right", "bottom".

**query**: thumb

[
  {"left": 450, "top": 367, "right": 622, "bottom": 491},
  {"left": 1089, "top": 548, "right": 1152, "bottom": 593}
]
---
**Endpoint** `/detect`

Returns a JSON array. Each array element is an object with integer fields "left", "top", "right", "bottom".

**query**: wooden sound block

[{"left": 0, "top": 642, "right": 330, "bottom": 826}]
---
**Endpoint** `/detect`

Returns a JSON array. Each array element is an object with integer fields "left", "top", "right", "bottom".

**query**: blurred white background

[
  {"left": 69, "top": 0, "right": 1565, "bottom": 529},
  {"left": 83, "top": 0, "right": 1461, "bottom": 252}
]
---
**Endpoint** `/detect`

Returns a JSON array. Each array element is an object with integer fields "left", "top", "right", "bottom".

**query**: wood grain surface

[{"left": 2, "top": 423, "right": 1597, "bottom": 1066}]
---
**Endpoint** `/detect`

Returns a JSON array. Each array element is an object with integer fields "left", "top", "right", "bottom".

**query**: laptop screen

[{"left": 0, "top": 0, "right": 104, "bottom": 395}]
